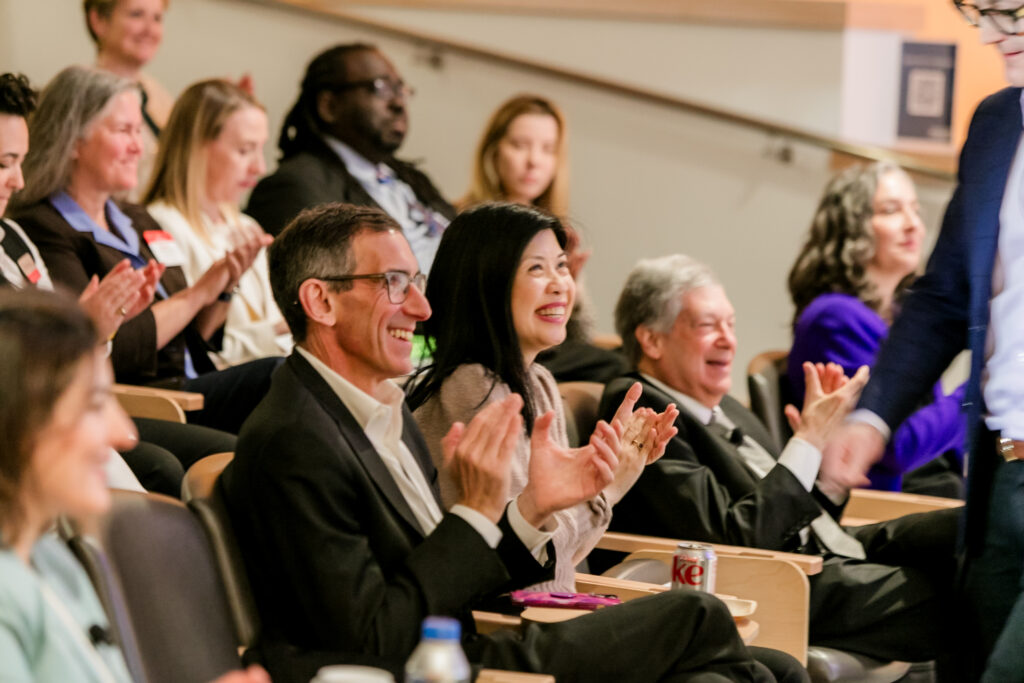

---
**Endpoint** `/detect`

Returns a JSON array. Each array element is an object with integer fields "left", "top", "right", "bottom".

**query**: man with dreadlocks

[{"left": 247, "top": 44, "right": 454, "bottom": 273}]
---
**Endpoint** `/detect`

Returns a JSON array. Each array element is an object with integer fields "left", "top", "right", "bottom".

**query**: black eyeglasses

[
  {"left": 319, "top": 271, "right": 426, "bottom": 304},
  {"left": 330, "top": 77, "right": 415, "bottom": 101},
  {"left": 955, "top": 2, "right": 1024, "bottom": 34}
]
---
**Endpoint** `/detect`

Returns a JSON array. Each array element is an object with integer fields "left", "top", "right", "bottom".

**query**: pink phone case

[{"left": 510, "top": 590, "right": 622, "bottom": 610}]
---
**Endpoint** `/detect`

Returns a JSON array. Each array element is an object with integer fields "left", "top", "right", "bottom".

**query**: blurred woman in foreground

[{"left": 0, "top": 288, "right": 268, "bottom": 683}]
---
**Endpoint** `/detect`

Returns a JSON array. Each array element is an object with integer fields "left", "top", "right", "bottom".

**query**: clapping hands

[
  {"left": 78, "top": 258, "right": 163, "bottom": 341},
  {"left": 601, "top": 382, "right": 679, "bottom": 504}
]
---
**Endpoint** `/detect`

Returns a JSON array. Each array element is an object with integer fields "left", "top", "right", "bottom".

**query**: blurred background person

[
  {"left": 146, "top": 79, "right": 289, "bottom": 367},
  {"left": 460, "top": 94, "right": 568, "bottom": 217},
  {"left": 461, "top": 95, "right": 623, "bottom": 382},
  {"left": 84, "top": 0, "right": 172, "bottom": 200},
  {"left": 787, "top": 162, "right": 965, "bottom": 497},
  {"left": 247, "top": 43, "right": 454, "bottom": 274}
]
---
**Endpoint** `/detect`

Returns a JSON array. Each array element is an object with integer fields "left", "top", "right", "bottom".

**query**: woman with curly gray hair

[{"left": 786, "top": 162, "right": 966, "bottom": 496}]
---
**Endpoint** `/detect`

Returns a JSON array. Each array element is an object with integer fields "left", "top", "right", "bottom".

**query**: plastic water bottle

[{"left": 404, "top": 616, "right": 471, "bottom": 683}]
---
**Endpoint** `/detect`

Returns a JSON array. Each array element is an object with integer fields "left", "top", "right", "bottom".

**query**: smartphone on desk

[{"left": 510, "top": 590, "right": 622, "bottom": 610}]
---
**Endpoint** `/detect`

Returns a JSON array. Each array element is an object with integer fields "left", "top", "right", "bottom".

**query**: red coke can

[{"left": 671, "top": 542, "right": 717, "bottom": 593}]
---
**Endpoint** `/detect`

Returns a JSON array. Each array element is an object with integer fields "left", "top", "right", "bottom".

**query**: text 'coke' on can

[{"left": 671, "top": 542, "right": 717, "bottom": 593}]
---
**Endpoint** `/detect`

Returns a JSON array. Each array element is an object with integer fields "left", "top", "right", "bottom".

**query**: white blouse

[{"left": 147, "top": 201, "right": 291, "bottom": 367}]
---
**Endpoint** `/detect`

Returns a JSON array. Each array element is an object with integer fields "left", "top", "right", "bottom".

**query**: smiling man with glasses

[
  {"left": 247, "top": 43, "right": 454, "bottom": 275},
  {"left": 827, "top": 1, "right": 1024, "bottom": 680}
]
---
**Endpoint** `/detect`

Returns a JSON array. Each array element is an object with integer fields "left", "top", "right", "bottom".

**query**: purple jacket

[{"left": 788, "top": 293, "right": 966, "bottom": 491}]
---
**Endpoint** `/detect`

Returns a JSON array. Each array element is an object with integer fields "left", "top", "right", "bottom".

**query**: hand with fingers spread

[
  {"left": 443, "top": 394, "right": 524, "bottom": 523},
  {"left": 517, "top": 410, "right": 618, "bottom": 529},
  {"left": 78, "top": 259, "right": 146, "bottom": 341},
  {"left": 781, "top": 362, "right": 872, "bottom": 498},
  {"left": 786, "top": 362, "right": 869, "bottom": 451},
  {"left": 601, "top": 382, "right": 680, "bottom": 505}
]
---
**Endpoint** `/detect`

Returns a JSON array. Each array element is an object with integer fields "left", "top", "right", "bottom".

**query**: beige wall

[{"left": 1, "top": 0, "right": 978, "bottom": 399}]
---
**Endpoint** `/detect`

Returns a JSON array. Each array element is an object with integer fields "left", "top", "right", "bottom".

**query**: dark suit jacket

[
  {"left": 599, "top": 374, "right": 824, "bottom": 552},
  {"left": 246, "top": 143, "right": 455, "bottom": 236},
  {"left": 221, "top": 353, "right": 553, "bottom": 665},
  {"left": 859, "top": 88, "right": 1021, "bottom": 552},
  {"left": 12, "top": 199, "right": 215, "bottom": 385}
]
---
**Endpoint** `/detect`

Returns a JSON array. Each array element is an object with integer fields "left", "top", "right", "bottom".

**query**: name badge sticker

[
  {"left": 17, "top": 252, "right": 40, "bottom": 284},
  {"left": 143, "top": 230, "right": 186, "bottom": 267}
]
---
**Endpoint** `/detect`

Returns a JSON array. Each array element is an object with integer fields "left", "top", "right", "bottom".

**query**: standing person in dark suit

[
  {"left": 598, "top": 253, "right": 961, "bottom": 666},
  {"left": 246, "top": 44, "right": 454, "bottom": 272},
  {"left": 828, "top": 3, "right": 1024, "bottom": 679},
  {"left": 221, "top": 203, "right": 778, "bottom": 683}
]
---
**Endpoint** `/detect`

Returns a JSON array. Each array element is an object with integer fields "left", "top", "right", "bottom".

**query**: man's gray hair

[{"left": 615, "top": 254, "right": 720, "bottom": 366}]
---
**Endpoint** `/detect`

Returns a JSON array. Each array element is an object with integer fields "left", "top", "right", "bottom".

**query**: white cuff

[
  {"left": 778, "top": 436, "right": 822, "bottom": 491},
  {"left": 451, "top": 504, "right": 502, "bottom": 549},
  {"left": 846, "top": 409, "right": 892, "bottom": 442},
  {"left": 508, "top": 497, "right": 557, "bottom": 563}
]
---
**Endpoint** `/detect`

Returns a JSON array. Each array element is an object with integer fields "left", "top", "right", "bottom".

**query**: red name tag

[
  {"left": 142, "top": 230, "right": 185, "bottom": 267},
  {"left": 17, "top": 252, "right": 40, "bottom": 284}
]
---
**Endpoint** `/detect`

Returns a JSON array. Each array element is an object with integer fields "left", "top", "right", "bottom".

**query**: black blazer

[
  {"left": 12, "top": 199, "right": 215, "bottom": 385},
  {"left": 221, "top": 353, "right": 553, "bottom": 664},
  {"left": 860, "top": 87, "right": 1022, "bottom": 552},
  {"left": 599, "top": 373, "right": 824, "bottom": 552},
  {"left": 246, "top": 143, "right": 455, "bottom": 236}
]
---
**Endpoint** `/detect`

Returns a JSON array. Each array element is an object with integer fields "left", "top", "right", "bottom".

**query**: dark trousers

[
  {"left": 807, "top": 507, "right": 960, "bottom": 662},
  {"left": 259, "top": 592, "right": 781, "bottom": 683},
  {"left": 964, "top": 458, "right": 1024, "bottom": 682},
  {"left": 184, "top": 356, "right": 283, "bottom": 434},
  {"left": 121, "top": 419, "right": 237, "bottom": 497},
  {"left": 468, "top": 591, "right": 775, "bottom": 683}
]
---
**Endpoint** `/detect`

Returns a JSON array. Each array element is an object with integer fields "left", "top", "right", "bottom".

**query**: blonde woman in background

[
  {"left": 145, "top": 80, "right": 289, "bottom": 366},
  {"left": 461, "top": 94, "right": 569, "bottom": 217}
]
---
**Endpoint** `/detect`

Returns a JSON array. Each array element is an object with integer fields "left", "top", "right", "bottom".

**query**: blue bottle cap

[{"left": 421, "top": 616, "right": 461, "bottom": 640}]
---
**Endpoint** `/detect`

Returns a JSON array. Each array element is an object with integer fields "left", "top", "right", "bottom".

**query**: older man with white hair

[{"left": 599, "top": 253, "right": 960, "bottom": 667}]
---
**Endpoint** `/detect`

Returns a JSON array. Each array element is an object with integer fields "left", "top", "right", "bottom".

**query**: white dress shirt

[
  {"left": 325, "top": 137, "right": 448, "bottom": 274},
  {"left": 147, "top": 202, "right": 291, "bottom": 367},
  {"left": 641, "top": 374, "right": 822, "bottom": 490},
  {"left": 295, "top": 347, "right": 552, "bottom": 556},
  {"left": 984, "top": 104, "right": 1024, "bottom": 440}
]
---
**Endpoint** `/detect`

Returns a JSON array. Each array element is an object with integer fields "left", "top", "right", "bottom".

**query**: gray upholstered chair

[{"left": 66, "top": 490, "right": 243, "bottom": 683}]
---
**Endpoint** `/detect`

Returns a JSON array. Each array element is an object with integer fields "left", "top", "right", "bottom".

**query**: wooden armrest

[
  {"left": 478, "top": 670, "right": 555, "bottom": 683},
  {"left": 113, "top": 384, "right": 204, "bottom": 423},
  {"left": 622, "top": 549, "right": 810, "bottom": 665},
  {"left": 590, "top": 332, "right": 622, "bottom": 350},
  {"left": 575, "top": 572, "right": 667, "bottom": 601},
  {"left": 841, "top": 488, "right": 963, "bottom": 525},
  {"left": 114, "top": 384, "right": 205, "bottom": 410},
  {"left": 597, "top": 531, "right": 822, "bottom": 576},
  {"left": 472, "top": 610, "right": 522, "bottom": 635}
]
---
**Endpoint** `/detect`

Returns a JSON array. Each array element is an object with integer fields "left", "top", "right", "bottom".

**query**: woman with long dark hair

[
  {"left": 410, "top": 202, "right": 677, "bottom": 590},
  {"left": 787, "top": 162, "right": 965, "bottom": 496}
]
